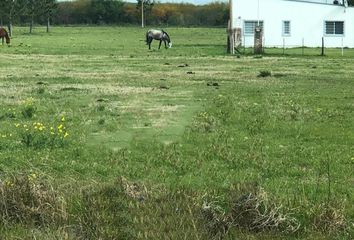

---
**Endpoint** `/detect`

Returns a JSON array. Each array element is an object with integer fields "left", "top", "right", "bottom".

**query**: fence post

[
  {"left": 283, "top": 38, "right": 285, "bottom": 55},
  {"left": 254, "top": 26, "right": 263, "bottom": 54},
  {"left": 302, "top": 38, "right": 304, "bottom": 56},
  {"left": 341, "top": 37, "right": 344, "bottom": 56},
  {"left": 321, "top": 37, "right": 325, "bottom": 56}
]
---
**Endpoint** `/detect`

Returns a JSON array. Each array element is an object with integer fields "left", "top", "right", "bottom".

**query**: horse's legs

[
  {"left": 1, "top": 37, "right": 3, "bottom": 46},
  {"left": 148, "top": 38, "right": 152, "bottom": 50},
  {"left": 164, "top": 40, "right": 167, "bottom": 49},
  {"left": 159, "top": 40, "right": 162, "bottom": 49}
]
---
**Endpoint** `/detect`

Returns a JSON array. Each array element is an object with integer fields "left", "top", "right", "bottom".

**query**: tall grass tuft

[{"left": 0, "top": 173, "right": 67, "bottom": 227}]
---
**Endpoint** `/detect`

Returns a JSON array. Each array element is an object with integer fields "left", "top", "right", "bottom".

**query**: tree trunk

[
  {"left": 30, "top": 18, "right": 34, "bottom": 34},
  {"left": 141, "top": 0, "right": 144, "bottom": 28},
  {"left": 8, "top": 22, "right": 13, "bottom": 37},
  {"left": 46, "top": 16, "right": 50, "bottom": 33}
]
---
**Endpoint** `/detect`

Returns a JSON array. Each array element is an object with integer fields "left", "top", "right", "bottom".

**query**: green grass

[{"left": 0, "top": 26, "right": 353, "bottom": 239}]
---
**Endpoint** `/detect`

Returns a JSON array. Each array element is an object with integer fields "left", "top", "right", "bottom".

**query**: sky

[{"left": 57, "top": 0, "right": 228, "bottom": 6}]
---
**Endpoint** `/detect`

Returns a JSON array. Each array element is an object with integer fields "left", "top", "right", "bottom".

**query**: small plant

[
  {"left": 21, "top": 106, "right": 36, "bottom": 118},
  {"left": 257, "top": 70, "right": 272, "bottom": 78},
  {"left": 98, "top": 118, "right": 105, "bottom": 125},
  {"left": 0, "top": 107, "right": 17, "bottom": 120},
  {"left": 37, "top": 87, "right": 45, "bottom": 94},
  {"left": 21, "top": 97, "right": 36, "bottom": 119},
  {"left": 14, "top": 116, "right": 70, "bottom": 148},
  {"left": 193, "top": 111, "right": 217, "bottom": 133},
  {"left": 97, "top": 105, "right": 105, "bottom": 112}
]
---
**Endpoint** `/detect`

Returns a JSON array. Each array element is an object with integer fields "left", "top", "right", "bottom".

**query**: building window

[
  {"left": 282, "top": 21, "right": 291, "bottom": 36},
  {"left": 244, "top": 21, "right": 264, "bottom": 35},
  {"left": 325, "top": 21, "right": 344, "bottom": 35}
]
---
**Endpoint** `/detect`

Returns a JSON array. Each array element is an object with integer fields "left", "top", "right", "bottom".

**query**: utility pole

[
  {"left": 141, "top": 0, "right": 144, "bottom": 28},
  {"left": 227, "top": 0, "right": 235, "bottom": 54}
]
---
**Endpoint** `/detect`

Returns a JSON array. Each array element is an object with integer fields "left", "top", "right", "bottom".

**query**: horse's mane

[{"left": 161, "top": 29, "right": 170, "bottom": 40}]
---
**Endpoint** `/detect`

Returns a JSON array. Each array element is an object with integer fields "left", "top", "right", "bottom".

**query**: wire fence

[
  {"left": 239, "top": 46, "right": 354, "bottom": 57},
  {"left": 238, "top": 37, "right": 354, "bottom": 57}
]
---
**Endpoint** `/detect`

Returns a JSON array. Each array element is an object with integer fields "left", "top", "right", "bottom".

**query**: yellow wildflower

[
  {"left": 58, "top": 124, "right": 63, "bottom": 130},
  {"left": 61, "top": 116, "right": 65, "bottom": 122},
  {"left": 5, "top": 180, "right": 14, "bottom": 187},
  {"left": 15, "top": 123, "right": 20, "bottom": 128},
  {"left": 29, "top": 173, "right": 37, "bottom": 180},
  {"left": 64, "top": 132, "right": 69, "bottom": 138}
]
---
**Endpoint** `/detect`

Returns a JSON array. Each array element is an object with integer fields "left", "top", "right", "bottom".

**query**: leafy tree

[
  {"left": 1, "top": 0, "right": 27, "bottom": 36},
  {"left": 136, "top": 0, "right": 154, "bottom": 27},
  {"left": 40, "top": 0, "right": 57, "bottom": 33},
  {"left": 27, "top": 0, "right": 42, "bottom": 33},
  {"left": 89, "top": 0, "right": 124, "bottom": 24}
]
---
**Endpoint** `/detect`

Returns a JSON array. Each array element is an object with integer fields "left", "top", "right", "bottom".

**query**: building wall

[{"left": 232, "top": 0, "right": 354, "bottom": 47}]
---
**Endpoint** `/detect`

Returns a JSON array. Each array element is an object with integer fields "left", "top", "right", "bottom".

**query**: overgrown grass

[{"left": 0, "top": 26, "right": 353, "bottom": 239}]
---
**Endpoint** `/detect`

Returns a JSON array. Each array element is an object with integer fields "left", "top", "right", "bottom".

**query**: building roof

[{"left": 285, "top": 0, "right": 349, "bottom": 7}]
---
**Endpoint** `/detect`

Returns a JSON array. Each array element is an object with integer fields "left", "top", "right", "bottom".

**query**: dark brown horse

[{"left": 0, "top": 27, "right": 10, "bottom": 45}]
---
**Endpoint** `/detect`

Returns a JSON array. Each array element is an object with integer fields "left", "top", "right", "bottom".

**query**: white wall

[{"left": 232, "top": 0, "right": 354, "bottom": 47}]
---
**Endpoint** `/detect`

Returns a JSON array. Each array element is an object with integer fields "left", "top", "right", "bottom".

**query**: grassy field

[{"left": 0, "top": 26, "right": 353, "bottom": 239}]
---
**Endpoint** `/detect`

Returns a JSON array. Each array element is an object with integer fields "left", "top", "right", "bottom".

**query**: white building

[{"left": 231, "top": 0, "right": 354, "bottom": 48}]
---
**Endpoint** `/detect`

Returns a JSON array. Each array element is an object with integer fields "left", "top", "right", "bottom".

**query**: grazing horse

[
  {"left": 0, "top": 27, "right": 10, "bottom": 45},
  {"left": 146, "top": 29, "right": 172, "bottom": 50}
]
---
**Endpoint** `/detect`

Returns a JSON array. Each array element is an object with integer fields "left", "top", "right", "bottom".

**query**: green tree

[
  {"left": 89, "top": 0, "right": 124, "bottom": 24},
  {"left": 136, "top": 0, "right": 154, "bottom": 27},
  {"left": 40, "top": 0, "right": 57, "bottom": 33},
  {"left": 27, "top": 0, "right": 42, "bottom": 33},
  {"left": 1, "top": 0, "right": 27, "bottom": 36}
]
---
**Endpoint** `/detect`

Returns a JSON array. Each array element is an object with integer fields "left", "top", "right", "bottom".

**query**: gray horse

[{"left": 146, "top": 29, "right": 172, "bottom": 50}]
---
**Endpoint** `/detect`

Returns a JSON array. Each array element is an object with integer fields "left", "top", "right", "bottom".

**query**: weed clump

[
  {"left": 37, "top": 87, "right": 45, "bottom": 94},
  {"left": 200, "top": 187, "right": 300, "bottom": 239},
  {"left": 312, "top": 203, "right": 349, "bottom": 235},
  {"left": 257, "top": 70, "right": 272, "bottom": 78},
  {"left": 75, "top": 180, "right": 134, "bottom": 239},
  {"left": 229, "top": 189, "right": 300, "bottom": 233},
  {"left": 97, "top": 105, "right": 105, "bottom": 112},
  {"left": 0, "top": 173, "right": 67, "bottom": 227},
  {"left": 201, "top": 200, "right": 229, "bottom": 239}
]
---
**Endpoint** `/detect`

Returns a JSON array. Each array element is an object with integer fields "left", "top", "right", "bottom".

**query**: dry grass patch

[{"left": 0, "top": 173, "right": 67, "bottom": 227}]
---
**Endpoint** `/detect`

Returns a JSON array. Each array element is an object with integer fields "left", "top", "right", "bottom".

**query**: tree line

[
  {"left": 0, "top": 0, "right": 56, "bottom": 36},
  {"left": 0, "top": 0, "right": 229, "bottom": 35},
  {"left": 55, "top": 0, "right": 229, "bottom": 26}
]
